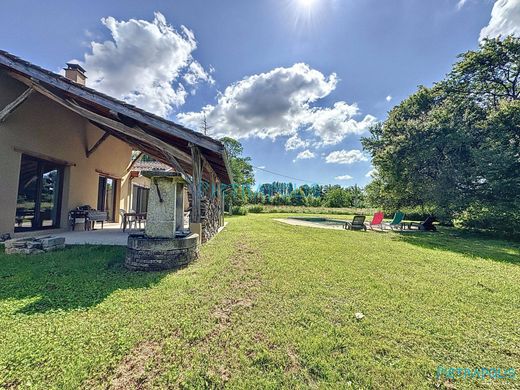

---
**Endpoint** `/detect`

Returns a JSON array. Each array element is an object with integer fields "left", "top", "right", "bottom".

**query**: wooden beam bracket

[
  {"left": 86, "top": 131, "right": 110, "bottom": 158},
  {"left": 0, "top": 87, "right": 34, "bottom": 123}
]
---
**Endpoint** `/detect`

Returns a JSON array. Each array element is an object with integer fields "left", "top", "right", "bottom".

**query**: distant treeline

[{"left": 234, "top": 182, "right": 366, "bottom": 208}]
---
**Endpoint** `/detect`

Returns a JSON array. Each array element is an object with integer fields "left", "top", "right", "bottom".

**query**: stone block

[
  {"left": 27, "top": 241, "right": 43, "bottom": 250},
  {"left": 4, "top": 236, "right": 65, "bottom": 255},
  {"left": 41, "top": 237, "right": 65, "bottom": 248}
]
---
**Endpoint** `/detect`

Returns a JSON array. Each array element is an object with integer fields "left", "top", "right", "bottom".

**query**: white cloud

[
  {"left": 257, "top": 165, "right": 266, "bottom": 169},
  {"left": 365, "top": 168, "right": 377, "bottom": 178},
  {"left": 285, "top": 134, "right": 310, "bottom": 150},
  {"left": 325, "top": 149, "right": 369, "bottom": 164},
  {"left": 304, "top": 102, "right": 377, "bottom": 146},
  {"left": 480, "top": 0, "right": 520, "bottom": 41},
  {"left": 457, "top": 0, "right": 468, "bottom": 10},
  {"left": 184, "top": 61, "right": 215, "bottom": 86},
  {"left": 75, "top": 12, "right": 212, "bottom": 116},
  {"left": 178, "top": 63, "right": 375, "bottom": 145},
  {"left": 335, "top": 174, "right": 353, "bottom": 180},
  {"left": 294, "top": 149, "right": 316, "bottom": 162},
  {"left": 385, "top": 95, "right": 392, "bottom": 102}
]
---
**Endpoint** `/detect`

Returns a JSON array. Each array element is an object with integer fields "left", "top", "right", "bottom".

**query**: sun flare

[{"left": 298, "top": 0, "right": 317, "bottom": 8}]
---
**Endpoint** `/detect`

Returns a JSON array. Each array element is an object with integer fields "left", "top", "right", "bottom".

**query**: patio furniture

[
  {"left": 383, "top": 211, "right": 405, "bottom": 230},
  {"left": 344, "top": 215, "right": 367, "bottom": 231},
  {"left": 407, "top": 216, "right": 437, "bottom": 231},
  {"left": 86, "top": 210, "right": 108, "bottom": 230},
  {"left": 120, "top": 209, "right": 135, "bottom": 230},
  {"left": 122, "top": 211, "right": 147, "bottom": 232},
  {"left": 69, "top": 209, "right": 89, "bottom": 231},
  {"left": 365, "top": 211, "right": 384, "bottom": 230}
]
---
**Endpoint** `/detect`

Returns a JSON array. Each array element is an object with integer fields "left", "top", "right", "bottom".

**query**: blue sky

[{"left": 1, "top": 0, "right": 517, "bottom": 188}]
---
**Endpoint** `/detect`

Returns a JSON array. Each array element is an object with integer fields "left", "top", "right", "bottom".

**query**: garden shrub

[
  {"left": 232, "top": 206, "right": 248, "bottom": 215},
  {"left": 248, "top": 205, "right": 264, "bottom": 213}
]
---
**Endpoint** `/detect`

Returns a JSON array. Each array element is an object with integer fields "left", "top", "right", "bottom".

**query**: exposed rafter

[
  {"left": 126, "top": 151, "right": 143, "bottom": 172},
  {"left": 0, "top": 87, "right": 33, "bottom": 123},
  {"left": 86, "top": 130, "right": 110, "bottom": 158}
]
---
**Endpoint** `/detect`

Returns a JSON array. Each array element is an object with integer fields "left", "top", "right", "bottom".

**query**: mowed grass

[{"left": 0, "top": 214, "right": 519, "bottom": 389}]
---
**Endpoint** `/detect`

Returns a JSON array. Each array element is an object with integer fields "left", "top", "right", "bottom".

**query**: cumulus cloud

[
  {"left": 75, "top": 12, "right": 213, "bottom": 116},
  {"left": 285, "top": 134, "right": 310, "bottom": 150},
  {"left": 386, "top": 95, "right": 392, "bottom": 102},
  {"left": 294, "top": 149, "right": 316, "bottom": 162},
  {"left": 178, "top": 63, "right": 375, "bottom": 146},
  {"left": 304, "top": 102, "right": 377, "bottom": 147},
  {"left": 325, "top": 149, "right": 369, "bottom": 164},
  {"left": 480, "top": 0, "right": 520, "bottom": 41},
  {"left": 335, "top": 174, "right": 353, "bottom": 180}
]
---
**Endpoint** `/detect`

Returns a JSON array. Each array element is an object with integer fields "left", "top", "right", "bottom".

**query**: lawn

[{"left": 0, "top": 214, "right": 519, "bottom": 389}]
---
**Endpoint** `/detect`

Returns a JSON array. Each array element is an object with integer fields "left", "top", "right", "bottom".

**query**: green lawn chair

[{"left": 383, "top": 211, "right": 405, "bottom": 230}]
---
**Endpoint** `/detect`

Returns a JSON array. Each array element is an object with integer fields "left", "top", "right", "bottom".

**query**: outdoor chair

[
  {"left": 365, "top": 211, "right": 384, "bottom": 230},
  {"left": 383, "top": 211, "right": 405, "bottom": 230},
  {"left": 344, "top": 215, "right": 367, "bottom": 231},
  {"left": 120, "top": 209, "right": 136, "bottom": 230},
  {"left": 407, "top": 215, "right": 437, "bottom": 231}
]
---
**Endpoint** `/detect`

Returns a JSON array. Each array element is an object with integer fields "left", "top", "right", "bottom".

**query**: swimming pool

[{"left": 283, "top": 217, "right": 346, "bottom": 229}]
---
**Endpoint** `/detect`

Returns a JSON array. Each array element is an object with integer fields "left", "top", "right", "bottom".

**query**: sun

[
  {"left": 298, "top": 0, "right": 317, "bottom": 8},
  {"left": 287, "top": 0, "right": 322, "bottom": 29}
]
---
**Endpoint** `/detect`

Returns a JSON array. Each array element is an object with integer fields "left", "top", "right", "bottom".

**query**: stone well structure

[{"left": 125, "top": 172, "right": 199, "bottom": 271}]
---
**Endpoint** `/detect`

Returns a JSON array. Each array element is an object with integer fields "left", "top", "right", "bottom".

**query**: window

[
  {"left": 131, "top": 185, "right": 150, "bottom": 213},
  {"left": 15, "top": 154, "right": 64, "bottom": 231}
]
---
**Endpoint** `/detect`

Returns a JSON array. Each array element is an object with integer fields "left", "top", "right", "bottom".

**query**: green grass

[{"left": 0, "top": 214, "right": 519, "bottom": 389}]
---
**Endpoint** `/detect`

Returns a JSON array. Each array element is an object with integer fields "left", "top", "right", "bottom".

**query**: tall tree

[
  {"left": 221, "top": 137, "right": 255, "bottom": 206},
  {"left": 362, "top": 36, "right": 520, "bottom": 232}
]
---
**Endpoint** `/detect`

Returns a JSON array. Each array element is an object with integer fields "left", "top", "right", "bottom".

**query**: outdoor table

[{"left": 123, "top": 212, "right": 147, "bottom": 232}]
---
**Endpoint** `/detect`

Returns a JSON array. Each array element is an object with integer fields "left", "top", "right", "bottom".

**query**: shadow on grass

[
  {"left": 394, "top": 227, "right": 520, "bottom": 265},
  {"left": 0, "top": 245, "right": 166, "bottom": 314}
]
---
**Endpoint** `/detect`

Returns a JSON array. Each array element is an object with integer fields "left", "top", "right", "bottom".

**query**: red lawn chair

[{"left": 365, "top": 211, "right": 384, "bottom": 230}]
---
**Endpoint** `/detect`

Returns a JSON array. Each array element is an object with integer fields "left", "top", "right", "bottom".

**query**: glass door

[
  {"left": 97, "top": 176, "right": 117, "bottom": 222},
  {"left": 15, "top": 155, "right": 63, "bottom": 231}
]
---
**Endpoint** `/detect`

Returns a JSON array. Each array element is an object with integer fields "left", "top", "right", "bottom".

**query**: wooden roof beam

[
  {"left": 86, "top": 130, "right": 110, "bottom": 158},
  {"left": 126, "top": 151, "right": 143, "bottom": 172},
  {"left": 0, "top": 87, "right": 33, "bottom": 123}
]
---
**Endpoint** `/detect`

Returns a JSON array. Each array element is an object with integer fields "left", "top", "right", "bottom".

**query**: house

[{"left": 0, "top": 50, "right": 232, "bottom": 242}]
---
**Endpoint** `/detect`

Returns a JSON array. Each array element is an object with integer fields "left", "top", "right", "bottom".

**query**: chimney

[{"left": 64, "top": 63, "right": 87, "bottom": 86}]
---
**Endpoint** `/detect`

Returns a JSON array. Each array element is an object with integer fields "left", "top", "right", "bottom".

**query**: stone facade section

[
  {"left": 4, "top": 236, "right": 65, "bottom": 255},
  {"left": 125, "top": 233, "right": 199, "bottom": 271}
]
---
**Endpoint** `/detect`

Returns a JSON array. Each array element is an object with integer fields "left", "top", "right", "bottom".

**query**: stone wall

[
  {"left": 126, "top": 233, "right": 199, "bottom": 271},
  {"left": 201, "top": 196, "right": 222, "bottom": 243}
]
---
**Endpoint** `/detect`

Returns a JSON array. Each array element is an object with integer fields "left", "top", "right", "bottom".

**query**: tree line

[{"left": 231, "top": 182, "right": 366, "bottom": 208}]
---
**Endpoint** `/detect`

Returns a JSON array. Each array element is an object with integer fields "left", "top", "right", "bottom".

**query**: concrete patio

[{"left": 55, "top": 223, "right": 142, "bottom": 246}]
